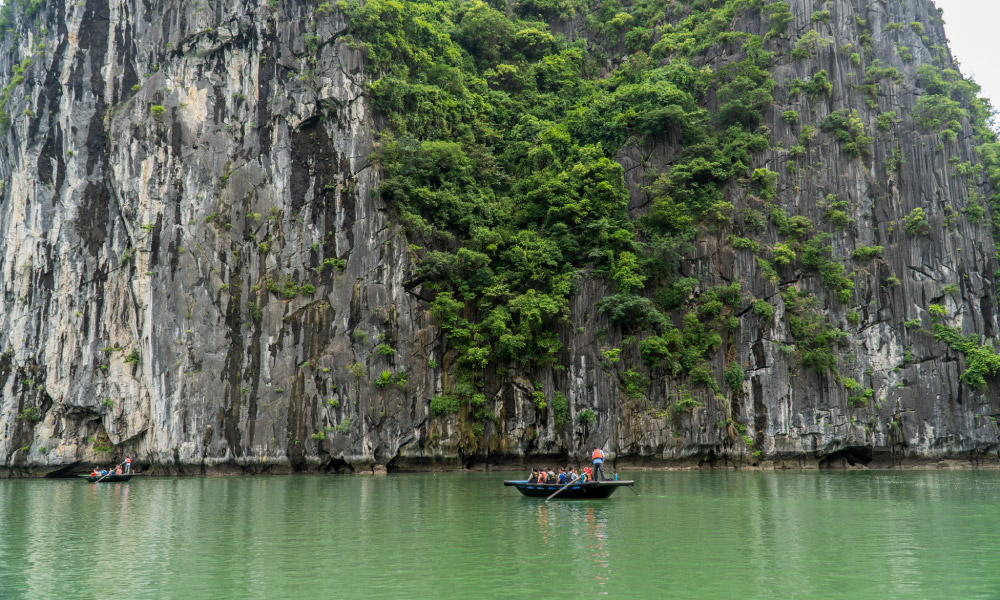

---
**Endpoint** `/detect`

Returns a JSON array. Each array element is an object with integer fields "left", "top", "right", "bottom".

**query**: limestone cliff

[{"left": 1, "top": 0, "right": 998, "bottom": 475}]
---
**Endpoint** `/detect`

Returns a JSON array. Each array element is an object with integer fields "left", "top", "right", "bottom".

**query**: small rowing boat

[
  {"left": 503, "top": 479, "right": 633, "bottom": 499},
  {"left": 77, "top": 474, "right": 135, "bottom": 483}
]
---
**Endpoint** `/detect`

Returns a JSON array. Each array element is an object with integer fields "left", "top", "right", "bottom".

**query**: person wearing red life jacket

[{"left": 591, "top": 447, "right": 607, "bottom": 481}]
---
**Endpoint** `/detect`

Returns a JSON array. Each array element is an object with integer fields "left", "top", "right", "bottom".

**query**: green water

[{"left": 1, "top": 471, "right": 999, "bottom": 599}]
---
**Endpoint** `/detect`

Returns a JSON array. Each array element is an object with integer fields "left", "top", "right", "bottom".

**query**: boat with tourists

[
  {"left": 503, "top": 479, "right": 634, "bottom": 499},
  {"left": 79, "top": 458, "right": 135, "bottom": 482},
  {"left": 78, "top": 473, "right": 135, "bottom": 483}
]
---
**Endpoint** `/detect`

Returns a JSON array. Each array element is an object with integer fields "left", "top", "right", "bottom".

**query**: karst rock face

[{"left": 0, "top": 0, "right": 998, "bottom": 475}]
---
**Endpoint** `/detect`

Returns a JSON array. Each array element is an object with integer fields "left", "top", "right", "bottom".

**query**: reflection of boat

[
  {"left": 503, "top": 479, "right": 633, "bottom": 499},
  {"left": 77, "top": 474, "right": 135, "bottom": 483}
]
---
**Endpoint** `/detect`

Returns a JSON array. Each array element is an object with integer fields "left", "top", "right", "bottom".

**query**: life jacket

[
  {"left": 538, "top": 471, "right": 546, "bottom": 483},
  {"left": 592, "top": 449, "right": 605, "bottom": 460}
]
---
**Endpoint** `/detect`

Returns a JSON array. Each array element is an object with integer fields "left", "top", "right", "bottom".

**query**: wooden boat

[
  {"left": 503, "top": 479, "right": 634, "bottom": 499},
  {"left": 77, "top": 473, "right": 135, "bottom": 483}
]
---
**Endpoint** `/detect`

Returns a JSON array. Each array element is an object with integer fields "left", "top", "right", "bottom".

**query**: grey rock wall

[{"left": 1, "top": 0, "right": 998, "bottom": 475}]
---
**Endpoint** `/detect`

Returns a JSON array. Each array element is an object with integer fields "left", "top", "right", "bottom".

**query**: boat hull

[
  {"left": 503, "top": 480, "right": 633, "bottom": 499},
  {"left": 78, "top": 474, "right": 135, "bottom": 483}
]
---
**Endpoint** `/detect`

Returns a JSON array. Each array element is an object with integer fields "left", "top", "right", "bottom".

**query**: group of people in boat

[
  {"left": 527, "top": 466, "right": 592, "bottom": 484},
  {"left": 526, "top": 447, "right": 611, "bottom": 485},
  {"left": 89, "top": 457, "right": 132, "bottom": 478}
]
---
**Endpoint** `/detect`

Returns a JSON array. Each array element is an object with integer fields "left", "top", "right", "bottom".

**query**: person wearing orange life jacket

[
  {"left": 123, "top": 457, "right": 132, "bottom": 474},
  {"left": 582, "top": 466, "right": 593, "bottom": 482},
  {"left": 591, "top": 447, "right": 607, "bottom": 481}
]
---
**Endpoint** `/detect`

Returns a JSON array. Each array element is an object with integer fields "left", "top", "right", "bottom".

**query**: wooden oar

[
  {"left": 610, "top": 471, "right": 639, "bottom": 496},
  {"left": 94, "top": 462, "right": 122, "bottom": 483},
  {"left": 546, "top": 475, "right": 583, "bottom": 501}
]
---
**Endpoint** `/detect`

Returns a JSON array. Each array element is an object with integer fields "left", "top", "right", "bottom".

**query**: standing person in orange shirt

[{"left": 591, "top": 446, "right": 607, "bottom": 481}]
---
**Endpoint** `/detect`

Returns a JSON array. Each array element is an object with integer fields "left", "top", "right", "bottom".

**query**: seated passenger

[
  {"left": 568, "top": 468, "right": 579, "bottom": 481},
  {"left": 557, "top": 468, "right": 567, "bottom": 484},
  {"left": 527, "top": 468, "right": 538, "bottom": 483},
  {"left": 583, "top": 467, "right": 593, "bottom": 482}
]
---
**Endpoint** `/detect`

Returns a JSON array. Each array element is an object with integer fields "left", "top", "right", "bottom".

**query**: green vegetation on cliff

[
  {"left": 342, "top": 0, "right": 787, "bottom": 400},
  {"left": 341, "top": 0, "right": 1000, "bottom": 413}
]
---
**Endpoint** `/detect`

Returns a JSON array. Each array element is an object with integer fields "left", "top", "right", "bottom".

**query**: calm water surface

[{"left": 1, "top": 470, "right": 999, "bottom": 599}]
